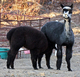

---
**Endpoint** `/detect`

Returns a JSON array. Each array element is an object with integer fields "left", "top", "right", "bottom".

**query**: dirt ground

[{"left": 0, "top": 49, "right": 80, "bottom": 77}]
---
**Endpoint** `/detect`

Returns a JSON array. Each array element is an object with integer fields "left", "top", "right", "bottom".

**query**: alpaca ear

[
  {"left": 60, "top": 4, "right": 64, "bottom": 8},
  {"left": 70, "top": 4, "right": 73, "bottom": 9}
]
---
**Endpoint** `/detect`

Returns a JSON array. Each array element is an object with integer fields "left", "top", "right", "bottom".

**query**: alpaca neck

[{"left": 64, "top": 18, "right": 71, "bottom": 36}]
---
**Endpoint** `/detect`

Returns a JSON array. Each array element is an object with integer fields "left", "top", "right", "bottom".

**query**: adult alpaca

[
  {"left": 6, "top": 26, "right": 48, "bottom": 70},
  {"left": 41, "top": 4, "right": 74, "bottom": 71}
]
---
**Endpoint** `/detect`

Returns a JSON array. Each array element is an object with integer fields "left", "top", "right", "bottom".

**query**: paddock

[{"left": 0, "top": 0, "right": 80, "bottom": 76}]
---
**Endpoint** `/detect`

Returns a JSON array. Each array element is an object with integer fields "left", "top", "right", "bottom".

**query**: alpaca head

[{"left": 61, "top": 4, "right": 73, "bottom": 19}]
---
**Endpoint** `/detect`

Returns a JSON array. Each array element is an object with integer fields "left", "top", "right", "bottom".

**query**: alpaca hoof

[
  {"left": 34, "top": 68, "right": 38, "bottom": 70},
  {"left": 7, "top": 67, "right": 10, "bottom": 69},
  {"left": 68, "top": 69, "right": 72, "bottom": 71},
  {"left": 48, "top": 67, "right": 53, "bottom": 69},
  {"left": 11, "top": 66, "right": 14, "bottom": 69},
  {"left": 7, "top": 65, "right": 10, "bottom": 69},
  {"left": 39, "top": 67, "right": 43, "bottom": 69},
  {"left": 57, "top": 68, "right": 60, "bottom": 70},
  {"left": 11, "top": 67, "right": 15, "bottom": 69}
]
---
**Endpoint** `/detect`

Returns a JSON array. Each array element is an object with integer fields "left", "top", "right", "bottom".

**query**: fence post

[
  {"left": 24, "top": 15, "right": 25, "bottom": 20},
  {"left": 30, "top": 21, "right": 32, "bottom": 26},
  {"left": 49, "top": 17, "right": 50, "bottom": 21},
  {"left": 17, "top": 10, "right": 20, "bottom": 26},
  {"left": 0, "top": 13, "right": 1, "bottom": 28},
  {"left": 79, "top": 14, "right": 80, "bottom": 25},
  {"left": 39, "top": 19, "right": 41, "bottom": 30}
]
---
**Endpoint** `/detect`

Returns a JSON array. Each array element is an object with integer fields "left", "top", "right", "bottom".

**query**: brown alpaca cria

[{"left": 6, "top": 26, "right": 48, "bottom": 70}]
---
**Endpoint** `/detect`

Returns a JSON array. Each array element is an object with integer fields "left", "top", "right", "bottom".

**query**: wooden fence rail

[{"left": 0, "top": 12, "right": 50, "bottom": 47}]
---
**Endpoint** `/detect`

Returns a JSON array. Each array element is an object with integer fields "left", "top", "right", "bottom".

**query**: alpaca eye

[{"left": 63, "top": 9, "right": 67, "bottom": 11}]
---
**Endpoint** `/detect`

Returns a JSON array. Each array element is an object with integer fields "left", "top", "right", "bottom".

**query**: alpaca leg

[
  {"left": 11, "top": 62, "right": 14, "bottom": 69},
  {"left": 30, "top": 50, "right": 38, "bottom": 70},
  {"left": 38, "top": 54, "right": 43, "bottom": 69},
  {"left": 56, "top": 45, "right": 62, "bottom": 70},
  {"left": 66, "top": 46, "right": 72, "bottom": 71},
  {"left": 7, "top": 54, "right": 15, "bottom": 69},
  {"left": 31, "top": 55, "right": 38, "bottom": 70},
  {"left": 7, "top": 50, "right": 11, "bottom": 69},
  {"left": 10, "top": 55, "right": 16, "bottom": 69},
  {"left": 45, "top": 50, "right": 53, "bottom": 69},
  {"left": 7, "top": 49, "right": 18, "bottom": 69}
]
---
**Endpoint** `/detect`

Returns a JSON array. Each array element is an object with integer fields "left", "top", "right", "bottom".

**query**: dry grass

[
  {"left": 1, "top": 0, "right": 80, "bottom": 27},
  {"left": 73, "top": 27, "right": 80, "bottom": 35},
  {"left": 1, "top": 0, "right": 46, "bottom": 21}
]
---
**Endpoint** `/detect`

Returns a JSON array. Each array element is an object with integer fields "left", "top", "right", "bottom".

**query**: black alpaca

[
  {"left": 6, "top": 26, "right": 48, "bottom": 70},
  {"left": 40, "top": 4, "right": 74, "bottom": 71},
  {"left": 38, "top": 36, "right": 57, "bottom": 69}
]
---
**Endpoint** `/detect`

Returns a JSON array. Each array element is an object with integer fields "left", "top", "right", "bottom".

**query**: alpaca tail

[{"left": 7, "top": 28, "right": 16, "bottom": 40}]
